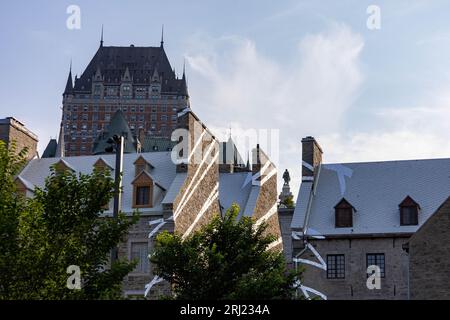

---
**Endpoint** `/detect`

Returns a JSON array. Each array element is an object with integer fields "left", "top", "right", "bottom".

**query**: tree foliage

[
  {"left": 0, "top": 141, "right": 138, "bottom": 299},
  {"left": 150, "top": 204, "right": 301, "bottom": 299},
  {"left": 282, "top": 195, "right": 295, "bottom": 209}
]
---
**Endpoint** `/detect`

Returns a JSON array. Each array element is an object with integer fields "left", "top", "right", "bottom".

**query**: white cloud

[
  {"left": 320, "top": 90, "right": 450, "bottom": 164},
  {"left": 185, "top": 23, "right": 365, "bottom": 197},
  {"left": 184, "top": 22, "right": 450, "bottom": 201}
]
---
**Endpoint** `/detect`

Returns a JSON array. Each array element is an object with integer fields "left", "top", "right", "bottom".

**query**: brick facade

[{"left": 61, "top": 43, "right": 189, "bottom": 157}]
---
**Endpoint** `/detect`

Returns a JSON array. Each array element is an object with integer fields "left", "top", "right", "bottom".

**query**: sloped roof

[
  {"left": 42, "top": 139, "right": 57, "bottom": 158},
  {"left": 220, "top": 138, "right": 246, "bottom": 167},
  {"left": 92, "top": 110, "right": 136, "bottom": 154},
  {"left": 142, "top": 137, "right": 177, "bottom": 152},
  {"left": 219, "top": 172, "right": 253, "bottom": 215},
  {"left": 18, "top": 152, "right": 177, "bottom": 215},
  {"left": 72, "top": 45, "right": 187, "bottom": 95},
  {"left": 292, "top": 158, "right": 450, "bottom": 236}
]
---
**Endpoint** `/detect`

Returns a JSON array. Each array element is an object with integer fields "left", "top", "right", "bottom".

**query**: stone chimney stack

[{"left": 301, "top": 136, "right": 323, "bottom": 178}]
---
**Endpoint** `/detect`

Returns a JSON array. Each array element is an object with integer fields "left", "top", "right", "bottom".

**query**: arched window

[
  {"left": 399, "top": 196, "right": 419, "bottom": 226},
  {"left": 334, "top": 198, "right": 355, "bottom": 228}
]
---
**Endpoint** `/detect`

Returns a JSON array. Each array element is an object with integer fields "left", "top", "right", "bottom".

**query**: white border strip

[
  {"left": 293, "top": 243, "right": 327, "bottom": 271},
  {"left": 302, "top": 160, "right": 314, "bottom": 172},
  {"left": 174, "top": 151, "right": 219, "bottom": 220},
  {"left": 187, "top": 129, "right": 207, "bottom": 162},
  {"left": 300, "top": 284, "right": 327, "bottom": 300},
  {"left": 254, "top": 203, "right": 278, "bottom": 228},
  {"left": 259, "top": 167, "right": 277, "bottom": 187},
  {"left": 267, "top": 237, "right": 282, "bottom": 251},
  {"left": 182, "top": 183, "right": 219, "bottom": 240},
  {"left": 144, "top": 275, "right": 164, "bottom": 297},
  {"left": 148, "top": 219, "right": 167, "bottom": 239}
]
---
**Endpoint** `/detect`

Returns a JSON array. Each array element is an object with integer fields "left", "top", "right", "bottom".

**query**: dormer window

[
  {"left": 53, "top": 159, "right": 75, "bottom": 174},
  {"left": 136, "top": 186, "right": 151, "bottom": 206},
  {"left": 132, "top": 171, "right": 154, "bottom": 208},
  {"left": 121, "top": 84, "right": 132, "bottom": 97},
  {"left": 334, "top": 198, "right": 355, "bottom": 228},
  {"left": 399, "top": 196, "right": 419, "bottom": 226},
  {"left": 134, "top": 155, "right": 154, "bottom": 176}
]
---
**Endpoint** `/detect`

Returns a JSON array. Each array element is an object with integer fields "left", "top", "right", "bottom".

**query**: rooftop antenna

[{"left": 160, "top": 24, "right": 164, "bottom": 47}]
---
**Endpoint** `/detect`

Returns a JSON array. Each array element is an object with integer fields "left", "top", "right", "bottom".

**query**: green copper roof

[
  {"left": 92, "top": 110, "right": 137, "bottom": 154},
  {"left": 142, "top": 137, "right": 176, "bottom": 152}
]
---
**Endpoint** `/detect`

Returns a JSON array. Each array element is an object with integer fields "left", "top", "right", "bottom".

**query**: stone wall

[
  {"left": 278, "top": 207, "right": 295, "bottom": 266},
  {"left": 297, "top": 236, "right": 410, "bottom": 300},
  {"left": 409, "top": 197, "right": 450, "bottom": 300},
  {"left": 0, "top": 117, "right": 38, "bottom": 160},
  {"left": 172, "top": 111, "right": 220, "bottom": 237}
]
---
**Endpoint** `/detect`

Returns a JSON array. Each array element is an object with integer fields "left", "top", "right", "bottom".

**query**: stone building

[
  {"left": 60, "top": 30, "right": 189, "bottom": 157},
  {"left": 287, "top": 136, "right": 450, "bottom": 300},
  {"left": 16, "top": 108, "right": 281, "bottom": 298},
  {"left": 408, "top": 197, "right": 450, "bottom": 300},
  {"left": 0, "top": 117, "right": 38, "bottom": 160}
]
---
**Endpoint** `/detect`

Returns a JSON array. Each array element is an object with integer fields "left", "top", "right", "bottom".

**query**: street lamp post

[{"left": 106, "top": 135, "right": 124, "bottom": 264}]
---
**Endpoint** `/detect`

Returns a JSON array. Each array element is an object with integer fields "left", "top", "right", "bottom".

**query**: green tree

[
  {"left": 0, "top": 141, "right": 28, "bottom": 299},
  {"left": 150, "top": 204, "right": 301, "bottom": 299},
  {"left": 282, "top": 195, "right": 295, "bottom": 209},
  {"left": 0, "top": 140, "right": 138, "bottom": 299}
]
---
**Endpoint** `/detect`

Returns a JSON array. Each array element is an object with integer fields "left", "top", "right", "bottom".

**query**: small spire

[
  {"left": 100, "top": 24, "right": 104, "bottom": 47},
  {"left": 182, "top": 58, "right": 186, "bottom": 79},
  {"left": 64, "top": 60, "right": 73, "bottom": 95},
  {"left": 160, "top": 24, "right": 164, "bottom": 47}
]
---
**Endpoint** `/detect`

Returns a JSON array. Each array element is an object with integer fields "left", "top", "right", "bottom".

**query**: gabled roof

[
  {"left": 94, "top": 157, "right": 114, "bottom": 170},
  {"left": 15, "top": 176, "right": 35, "bottom": 191},
  {"left": 399, "top": 195, "right": 420, "bottom": 208},
  {"left": 334, "top": 198, "right": 356, "bottom": 211},
  {"left": 292, "top": 158, "right": 450, "bottom": 236},
  {"left": 131, "top": 170, "right": 166, "bottom": 191},
  {"left": 18, "top": 152, "right": 178, "bottom": 215}
]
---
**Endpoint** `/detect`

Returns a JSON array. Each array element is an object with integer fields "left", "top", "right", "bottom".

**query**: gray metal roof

[
  {"left": 292, "top": 158, "right": 450, "bottom": 236},
  {"left": 19, "top": 152, "right": 177, "bottom": 215},
  {"left": 72, "top": 45, "right": 187, "bottom": 95},
  {"left": 219, "top": 172, "right": 253, "bottom": 215}
]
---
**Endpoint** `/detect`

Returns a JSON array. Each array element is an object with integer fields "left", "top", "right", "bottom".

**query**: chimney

[
  {"left": 252, "top": 144, "right": 261, "bottom": 174},
  {"left": 301, "top": 136, "right": 322, "bottom": 178},
  {"left": 138, "top": 128, "right": 145, "bottom": 144}
]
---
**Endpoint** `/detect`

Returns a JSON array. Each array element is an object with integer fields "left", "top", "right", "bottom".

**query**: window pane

[
  {"left": 136, "top": 186, "right": 150, "bottom": 205},
  {"left": 131, "top": 242, "right": 149, "bottom": 273},
  {"left": 401, "top": 206, "right": 418, "bottom": 225},
  {"left": 367, "top": 253, "right": 385, "bottom": 278},
  {"left": 327, "top": 254, "right": 345, "bottom": 279}
]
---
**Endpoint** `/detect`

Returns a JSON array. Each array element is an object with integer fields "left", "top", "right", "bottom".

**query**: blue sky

[{"left": 1, "top": 0, "right": 450, "bottom": 195}]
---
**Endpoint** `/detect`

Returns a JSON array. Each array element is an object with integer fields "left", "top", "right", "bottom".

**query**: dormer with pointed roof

[{"left": 63, "top": 64, "right": 73, "bottom": 96}]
